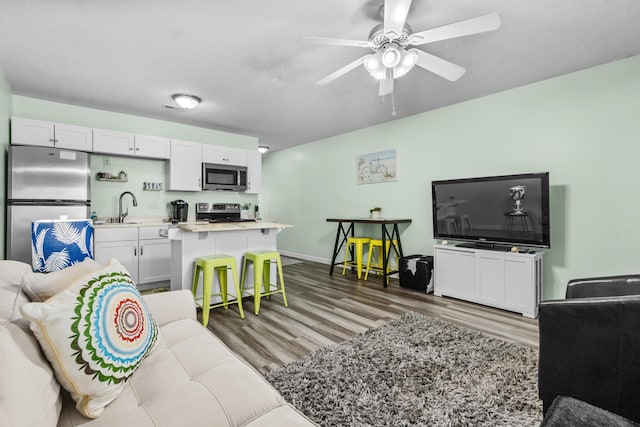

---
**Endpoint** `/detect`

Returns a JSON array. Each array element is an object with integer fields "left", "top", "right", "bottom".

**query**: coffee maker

[{"left": 170, "top": 200, "right": 188, "bottom": 223}]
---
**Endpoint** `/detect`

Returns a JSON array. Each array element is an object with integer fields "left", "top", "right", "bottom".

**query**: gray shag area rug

[{"left": 265, "top": 312, "right": 542, "bottom": 426}]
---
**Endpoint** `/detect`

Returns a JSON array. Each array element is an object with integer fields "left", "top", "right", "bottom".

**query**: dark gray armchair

[{"left": 538, "top": 275, "right": 640, "bottom": 423}]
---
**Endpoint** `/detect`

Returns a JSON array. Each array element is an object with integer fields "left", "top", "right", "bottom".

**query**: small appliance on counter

[
  {"left": 196, "top": 203, "right": 256, "bottom": 223},
  {"left": 170, "top": 200, "right": 189, "bottom": 223}
]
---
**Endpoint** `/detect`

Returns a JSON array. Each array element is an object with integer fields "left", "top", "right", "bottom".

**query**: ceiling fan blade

[
  {"left": 408, "top": 12, "right": 501, "bottom": 46},
  {"left": 383, "top": 0, "right": 412, "bottom": 37},
  {"left": 414, "top": 49, "right": 466, "bottom": 81},
  {"left": 316, "top": 55, "right": 372, "bottom": 86},
  {"left": 302, "top": 36, "right": 371, "bottom": 48},
  {"left": 378, "top": 68, "right": 394, "bottom": 96}
]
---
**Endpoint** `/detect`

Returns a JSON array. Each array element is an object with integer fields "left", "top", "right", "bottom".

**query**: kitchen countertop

[
  {"left": 93, "top": 220, "right": 171, "bottom": 228},
  {"left": 178, "top": 221, "right": 292, "bottom": 233},
  {"left": 93, "top": 219, "right": 292, "bottom": 232}
]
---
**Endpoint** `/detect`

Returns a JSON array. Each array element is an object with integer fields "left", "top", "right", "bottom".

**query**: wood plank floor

[{"left": 204, "top": 259, "right": 539, "bottom": 375}]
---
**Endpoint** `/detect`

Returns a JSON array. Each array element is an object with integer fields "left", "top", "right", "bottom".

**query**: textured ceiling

[{"left": 1, "top": 0, "right": 639, "bottom": 151}]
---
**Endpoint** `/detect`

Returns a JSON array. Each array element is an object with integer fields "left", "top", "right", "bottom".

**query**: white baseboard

[
  {"left": 278, "top": 250, "right": 399, "bottom": 278},
  {"left": 279, "top": 250, "right": 331, "bottom": 265}
]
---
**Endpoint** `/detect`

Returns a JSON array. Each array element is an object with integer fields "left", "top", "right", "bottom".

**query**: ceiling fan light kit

[
  {"left": 365, "top": 47, "right": 417, "bottom": 80},
  {"left": 304, "top": 0, "right": 501, "bottom": 97},
  {"left": 172, "top": 93, "right": 201, "bottom": 110},
  {"left": 382, "top": 46, "right": 401, "bottom": 67}
]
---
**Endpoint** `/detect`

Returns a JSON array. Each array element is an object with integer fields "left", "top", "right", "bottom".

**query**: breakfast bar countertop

[
  {"left": 92, "top": 219, "right": 292, "bottom": 231},
  {"left": 177, "top": 221, "right": 292, "bottom": 233}
]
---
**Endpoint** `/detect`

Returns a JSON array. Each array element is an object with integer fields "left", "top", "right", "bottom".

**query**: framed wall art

[{"left": 357, "top": 149, "right": 397, "bottom": 184}]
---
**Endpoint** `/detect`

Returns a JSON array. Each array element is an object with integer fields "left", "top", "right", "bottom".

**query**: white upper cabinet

[
  {"left": 92, "top": 128, "right": 135, "bottom": 155},
  {"left": 202, "top": 144, "right": 247, "bottom": 167},
  {"left": 54, "top": 124, "right": 93, "bottom": 151},
  {"left": 93, "top": 129, "right": 170, "bottom": 159},
  {"left": 134, "top": 134, "right": 171, "bottom": 159},
  {"left": 11, "top": 117, "right": 92, "bottom": 151},
  {"left": 12, "top": 118, "right": 54, "bottom": 147},
  {"left": 167, "top": 139, "right": 202, "bottom": 191},
  {"left": 246, "top": 150, "right": 262, "bottom": 194}
]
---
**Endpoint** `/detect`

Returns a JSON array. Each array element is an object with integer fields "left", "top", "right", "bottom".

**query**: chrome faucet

[{"left": 118, "top": 191, "right": 138, "bottom": 223}]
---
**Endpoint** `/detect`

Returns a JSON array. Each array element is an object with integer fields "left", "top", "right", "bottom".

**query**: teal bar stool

[
  {"left": 240, "top": 250, "right": 288, "bottom": 315},
  {"left": 192, "top": 254, "right": 245, "bottom": 326}
]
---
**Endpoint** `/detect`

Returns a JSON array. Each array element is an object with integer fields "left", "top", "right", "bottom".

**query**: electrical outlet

[{"left": 103, "top": 157, "right": 110, "bottom": 167}]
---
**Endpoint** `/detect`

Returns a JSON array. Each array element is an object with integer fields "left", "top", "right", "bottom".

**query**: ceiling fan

[{"left": 304, "top": 0, "right": 501, "bottom": 96}]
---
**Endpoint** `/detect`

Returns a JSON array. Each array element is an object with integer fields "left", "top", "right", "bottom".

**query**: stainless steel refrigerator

[{"left": 6, "top": 145, "right": 91, "bottom": 263}]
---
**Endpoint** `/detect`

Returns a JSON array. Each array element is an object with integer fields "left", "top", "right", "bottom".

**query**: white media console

[{"left": 433, "top": 244, "right": 543, "bottom": 318}]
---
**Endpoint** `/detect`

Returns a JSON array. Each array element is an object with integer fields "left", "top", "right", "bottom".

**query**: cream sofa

[{"left": 0, "top": 260, "right": 316, "bottom": 427}]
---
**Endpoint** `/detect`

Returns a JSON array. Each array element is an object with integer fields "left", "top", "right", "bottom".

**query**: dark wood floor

[{"left": 204, "top": 259, "right": 539, "bottom": 375}]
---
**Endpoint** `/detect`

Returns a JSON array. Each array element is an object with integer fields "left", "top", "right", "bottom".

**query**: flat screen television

[{"left": 431, "top": 172, "right": 550, "bottom": 248}]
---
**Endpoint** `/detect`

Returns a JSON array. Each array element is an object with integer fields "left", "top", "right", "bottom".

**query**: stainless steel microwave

[{"left": 202, "top": 163, "right": 247, "bottom": 191}]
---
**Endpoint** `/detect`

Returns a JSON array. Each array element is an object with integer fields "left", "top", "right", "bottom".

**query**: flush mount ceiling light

[
  {"left": 172, "top": 94, "right": 201, "bottom": 110},
  {"left": 258, "top": 146, "right": 269, "bottom": 154}
]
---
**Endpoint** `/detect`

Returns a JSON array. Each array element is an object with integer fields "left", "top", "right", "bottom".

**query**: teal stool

[
  {"left": 240, "top": 250, "right": 288, "bottom": 315},
  {"left": 192, "top": 255, "right": 245, "bottom": 326}
]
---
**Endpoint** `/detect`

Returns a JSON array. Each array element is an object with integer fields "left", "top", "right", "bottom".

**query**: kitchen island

[{"left": 168, "top": 221, "right": 292, "bottom": 300}]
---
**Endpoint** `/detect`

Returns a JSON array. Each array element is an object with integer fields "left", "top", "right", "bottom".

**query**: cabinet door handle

[
  {"left": 49, "top": 138, "right": 55, "bottom": 142},
  {"left": 136, "top": 147, "right": 140, "bottom": 151},
  {"left": 129, "top": 147, "right": 134, "bottom": 150},
  {"left": 134, "top": 247, "right": 137, "bottom": 256},
  {"left": 140, "top": 246, "right": 144, "bottom": 256}
]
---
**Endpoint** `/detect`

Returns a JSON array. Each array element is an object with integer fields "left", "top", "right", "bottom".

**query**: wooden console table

[{"left": 326, "top": 218, "right": 412, "bottom": 287}]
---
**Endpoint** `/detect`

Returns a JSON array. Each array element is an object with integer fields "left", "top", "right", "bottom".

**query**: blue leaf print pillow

[{"left": 31, "top": 219, "right": 94, "bottom": 272}]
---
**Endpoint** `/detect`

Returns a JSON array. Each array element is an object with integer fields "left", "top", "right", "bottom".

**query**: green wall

[
  {"left": 0, "top": 69, "right": 12, "bottom": 259},
  {"left": 11, "top": 97, "right": 259, "bottom": 221},
  {"left": 262, "top": 55, "right": 640, "bottom": 300}
]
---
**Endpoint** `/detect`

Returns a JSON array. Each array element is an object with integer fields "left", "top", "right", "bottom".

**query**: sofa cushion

[
  {"left": 0, "top": 260, "right": 61, "bottom": 427},
  {"left": 541, "top": 396, "right": 639, "bottom": 426},
  {"left": 20, "top": 259, "right": 158, "bottom": 419},
  {"left": 23, "top": 257, "right": 103, "bottom": 302},
  {"left": 57, "top": 318, "right": 316, "bottom": 426}
]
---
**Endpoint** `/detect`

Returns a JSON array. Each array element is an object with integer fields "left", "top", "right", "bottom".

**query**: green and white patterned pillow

[{"left": 20, "top": 259, "right": 158, "bottom": 418}]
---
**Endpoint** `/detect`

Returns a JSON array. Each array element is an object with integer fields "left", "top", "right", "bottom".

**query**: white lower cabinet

[
  {"left": 138, "top": 227, "right": 171, "bottom": 283},
  {"left": 95, "top": 226, "right": 170, "bottom": 285},
  {"left": 94, "top": 227, "right": 139, "bottom": 281},
  {"left": 433, "top": 244, "right": 543, "bottom": 318}
]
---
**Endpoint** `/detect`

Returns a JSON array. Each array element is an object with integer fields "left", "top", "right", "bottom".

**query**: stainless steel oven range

[{"left": 195, "top": 203, "right": 256, "bottom": 223}]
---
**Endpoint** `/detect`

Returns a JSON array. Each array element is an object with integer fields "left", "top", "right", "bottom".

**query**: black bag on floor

[{"left": 399, "top": 255, "right": 434, "bottom": 293}]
